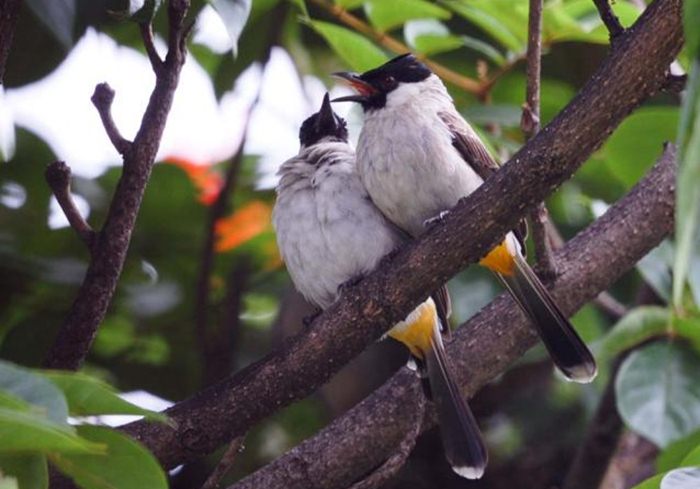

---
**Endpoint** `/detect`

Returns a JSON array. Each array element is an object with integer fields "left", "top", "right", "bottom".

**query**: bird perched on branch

[
  {"left": 272, "top": 93, "right": 488, "bottom": 479},
  {"left": 333, "top": 54, "right": 597, "bottom": 383}
]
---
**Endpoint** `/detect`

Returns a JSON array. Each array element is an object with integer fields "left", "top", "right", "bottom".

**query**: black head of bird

[{"left": 299, "top": 93, "right": 349, "bottom": 147}]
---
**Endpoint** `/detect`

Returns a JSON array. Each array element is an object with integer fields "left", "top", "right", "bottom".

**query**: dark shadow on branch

[{"left": 0, "top": 0, "right": 22, "bottom": 84}]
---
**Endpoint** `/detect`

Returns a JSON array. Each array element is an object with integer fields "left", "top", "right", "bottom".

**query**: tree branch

[
  {"left": 91, "top": 83, "right": 132, "bottom": 155},
  {"left": 45, "top": 161, "right": 96, "bottom": 249},
  {"left": 230, "top": 145, "right": 676, "bottom": 489},
  {"left": 201, "top": 436, "right": 245, "bottom": 489},
  {"left": 0, "top": 0, "right": 21, "bottom": 84},
  {"left": 42, "top": 0, "right": 191, "bottom": 370},
  {"left": 139, "top": 22, "right": 164, "bottom": 75},
  {"left": 121, "top": 0, "right": 682, "bottom": 469},
  {"left": 593, "top": 0, "right": 625, "bottom": 41}
]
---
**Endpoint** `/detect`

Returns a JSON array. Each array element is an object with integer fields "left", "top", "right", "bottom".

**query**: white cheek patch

[{"left": 384, "top": 82, "right": 425, "bottom": 109}]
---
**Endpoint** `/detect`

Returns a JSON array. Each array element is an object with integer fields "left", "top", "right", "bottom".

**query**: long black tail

[
  {"left": 500, "top": 254, "right": 597, "bottom": 383},
  {"left": 422, "top": 325, "right": 487, "bottom": 479}
]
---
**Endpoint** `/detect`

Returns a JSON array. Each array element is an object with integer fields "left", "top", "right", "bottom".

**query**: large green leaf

[
  {"left": 41, "top": 372, "right": 168, "bottom": 423},
  {"left": 50, "top": 426, "right": 167, "bottom": 489},
  {"left": 681, "top": 443, "right": 700, "bottom": 465},
  {"left": 673, "top": 61, "right": 700, "bottom": 308},
  {"left": 211, "top": 0, "right": 253, "bottom": 58},
  {"left": 661, "top": 468, "right": 700, "bottom": 489},
  {"left": 0, "top": 455, "right": 47, "bottom": 489},
  {"left": 404, "top": 19, "right": 462, "bottom": 55},
  {"left": 616, "top": 342, "right": 700, "bottom": 447},
  {"left": 632, "top": 474, "right": 666, "bottom": 489},
  {"left": 308, "top": 21, "right": 388, "bottom": 72},
  {"left": 0, "top": 361, "right": 68, "bottom": 427},
  {"left": 597, "top": 108, "right": 680, "bottom": 189},
  {"left": 364, "top": 0, "right": 451, "bottom": 32},
  {"left": 0, "top": 409, "right": 103, "bottom": 454},
  {"left": 594, "top": 306, "right": 670, "bottom": 361},
  {"left": 637, "top": 240, "right": 674, "bottom": 302}
]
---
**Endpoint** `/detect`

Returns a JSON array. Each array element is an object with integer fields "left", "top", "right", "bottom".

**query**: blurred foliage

[{"left": 1, "top": 0, "right": 698, "bottom": 488}]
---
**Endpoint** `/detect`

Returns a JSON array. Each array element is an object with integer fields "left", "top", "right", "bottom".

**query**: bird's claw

[
  {"left": 423, "top": 210, "right": 450, "bottom": 230},
  {"left": 337, "top": 274, "right": 364, "bottom": 295},
  {"left": 302, "top": 308, "right": 322, "bottom": 328}
]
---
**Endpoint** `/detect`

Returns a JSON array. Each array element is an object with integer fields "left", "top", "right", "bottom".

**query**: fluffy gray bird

[
  {"left": 334, "top": 54, "right": 597, "bottom": 383},
  {"left": 272, "top": 93, "right": 488, "bottom": 479}
]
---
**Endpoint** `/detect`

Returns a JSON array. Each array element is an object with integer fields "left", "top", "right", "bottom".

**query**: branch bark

[
  {"left": 43, "top": 0, "right": 190, "bottom": 370},
  {"left": 0, "top": 0, "right": 22, "bottom": 84},
  {"left": 45, "top": 161, "right": 96, "bottom": 249},
  {"left": 121, "top": 0, "right": 682, "bottom": 470},
  {"left": 230, "top": 145, "right": 676, "bottom": 489}
]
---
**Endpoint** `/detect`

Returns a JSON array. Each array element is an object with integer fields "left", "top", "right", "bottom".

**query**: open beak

[
  {"left": 332, "top": 72, "right": 377, "bottom": 103},
  {"left": 315, "top": 93, "right": 337, "bottom": 132}
]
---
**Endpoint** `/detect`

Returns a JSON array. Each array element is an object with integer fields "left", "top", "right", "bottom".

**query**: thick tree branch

[
  {"left": 45, "top": 161, "right": 96, "bottom": 249},
  {"left": 43, "top": 0, "right": 190, "bottom": 370},
  {"left": 121, "top": 0, "right": 682, "bottom": 469},
  {"left": 230, "top": 145, "right": 676, "bottom": 489},
  {"left": 0, "top": 0, "right": 21, "bottom": 84},
  {"left": 91, "top": 83, "right": 132, "bottom": 155}
]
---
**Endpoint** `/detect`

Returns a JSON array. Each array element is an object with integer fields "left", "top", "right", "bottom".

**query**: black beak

[
  {"left": 332, "top": 71, "right": 377, "bottom": 103},
  {"left": 315, "top": 93, "right": 337, "bottom": 132}
]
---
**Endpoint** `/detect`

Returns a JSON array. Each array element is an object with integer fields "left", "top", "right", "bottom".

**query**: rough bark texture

[
  {"left": 0, "top": 0, "right": 21, "bottom": 84},
  {"left": 121, "top": 0, "right": 682, "bottom": 470},
  {"left": 228, "top": 145, "right": 676, "bottom": 489},
  {"left": 43, "top": 1, "right": 190, "bottom": 370}
]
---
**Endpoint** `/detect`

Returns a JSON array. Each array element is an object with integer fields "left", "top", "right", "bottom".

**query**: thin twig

[
  {"left": 593, "top": 0, "right": 625, "bottom": 41},
  {"left": 308, "top": 0, "right": 481, "bottom": 94},
  {"left": 91, "top": 83, "right": 132, "bottom": 155},
  {"left": 348, "top": 395, "right": 425, "bottom": 489},
  {"left": 139, "top": 23, "right": 164, "bottom": 74},
  {"left": 45, "top": 161, "right": 96, "bottom": 250},
  {"left": 594, "top": 291, "right": 629, "bottom": 320},
  {"left": 201, "top": 436, "right": 246, "bottom": 489},
  {"left": 521, "top": 0, "right": 558, "bottom": 278},
  {"left": 43, "top": 0, "right": 191, "bottom": 370}
]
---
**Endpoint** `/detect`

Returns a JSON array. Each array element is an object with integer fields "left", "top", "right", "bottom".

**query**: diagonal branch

[
  {"left": 45, "top": 161, "right": 96, "bottom": 250},
  {"left": 43, "top": 0, "right": 191, "bottom": 370},
  {"left": 121, "top": 0, "right": 682, "bottom": 470},
  {"left": 593, "top": 0, "right": 625, "bottom": 41},
  {"left": 230, "top": 145, "right": 676, "bottom": 489}
]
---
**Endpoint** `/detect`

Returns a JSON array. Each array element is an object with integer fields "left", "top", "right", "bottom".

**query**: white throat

[{"left": 383, "top": 74, "right": 451, "bottom": 110}]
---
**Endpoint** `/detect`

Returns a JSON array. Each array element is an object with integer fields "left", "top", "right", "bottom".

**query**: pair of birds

[{"left": 272, "top": 53, "right": 597, "bottom": 479}]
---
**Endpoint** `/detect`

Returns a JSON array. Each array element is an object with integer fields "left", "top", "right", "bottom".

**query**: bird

[
  {"left": 272, "top": 93, "right": 488, "bottom": 478},
  {"left": 333, "top": 53, "right": 597, "bottom": 383}
]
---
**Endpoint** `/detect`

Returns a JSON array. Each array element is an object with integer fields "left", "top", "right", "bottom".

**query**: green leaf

[
  {"left": 442, "top": 0, "right": 525, "bottom": 53},
  {"left": 286, "top": 0, "right": 308, "bottom": 18},
  {"left": 463, "top": 104, "right": 522, "bottom": 127},
  {"left": 0, "top": 408, "right": 104, "bottom": 454},
  {"left": 681, "top": 443, "right": 700, "bottom": 465},
  {"left": 637, "top": 240, "right": 674, "bottom": 302},
  {"left": 596, "top": 107, "right": 679, "bottom": 189},
  {"left": 336, "top": 0, "right": 365, "bottom": 8},
  {"left": 594, "top": 306, "right": 670, "bottom": 361},
  {"left": 616, "top": 342, "right": 700, "bottom": 447},
  {"left": 0, "top": 361, "right": 68, "bottom": 426},
  {"left": 661, "top": 468, "right": 700, "bottom": 489},
  {"left": 50, "top": 426, "right": 167, "bottom": 489},
  {"left": 211, "top": 0, "right": 253, "bottom": 58},
  {"left": 658, "top": 430, "right": 700, "bottom": 472},
  {"left": 0, "top": 455, "right": 47, "bottom": 489},
  {"left": 307, "top": 20, "right": 388, "bottom": 72},
  {"left": 364, "top": 0, "right": 451, "bottom": 32},
  {"left": 684, "top": 0, "right": 700, "bottom": 58},
  {"left": 41, "top": 372, "right": 168, "bottom": 423},
  {"left": 0, "top": 476, "right": 18, "bottom": 489},
  {"left": 404, "top": 19, "right": 463, "bottom": 56},
  {"left": 25, "top": 0, "right": 76, "bottom": 50},
  {"left": 460, "top": 35, "right": 506, "bottom": 65},
  {"left": 673, "top": 315, "right": 700, "bottom": 352},
  {"left": 673, "top": 61, "right": 700, "bottom": 308},
  {"left": 632, "top": 473, "right": 666, "bottom": 489}
]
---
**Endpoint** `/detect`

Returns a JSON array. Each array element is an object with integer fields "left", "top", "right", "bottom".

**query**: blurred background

[{"left": 0, "top": 0, "right": 687, "bottom": 487}]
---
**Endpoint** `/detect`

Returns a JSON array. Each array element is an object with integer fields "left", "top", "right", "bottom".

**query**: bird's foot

[
  {"left": 302, "top": 308, "right": 322, "bottom": 328},
  {"left": 337, "top": 274, "right": 365, "bottom": 296},
  {"left": 423, "top": 210, "right": 450, "bottom": 230}
]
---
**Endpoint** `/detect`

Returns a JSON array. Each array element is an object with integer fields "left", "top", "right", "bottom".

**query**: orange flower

[
  {"left": 215, "top": 201, "right": 273, "bottom": 252},
  {"left": 165, "top": 156, "right": 223, "bottom": 205}
]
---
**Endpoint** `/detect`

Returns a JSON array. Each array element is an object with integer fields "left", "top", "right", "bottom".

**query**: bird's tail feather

[
  {"left": 499, "top": 253, "right": 597, "bottom": 383},
  {"left": 422, "top": 325, "right": 487, "bottom": 479}
]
